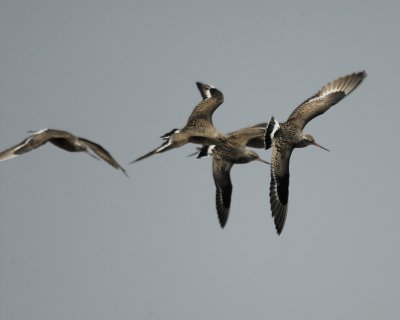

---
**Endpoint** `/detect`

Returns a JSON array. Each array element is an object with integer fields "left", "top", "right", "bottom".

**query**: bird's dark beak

[
  {"left": 312, "top": 141, "right": 330, "bottom": 152},
  {"left": 257, "top": 157, "right": 270, "bottom": 165},
  {"left": 187, "top": 151, "right": 199, "bottom": 157},
  {"left": 187, "top": 147, "right": 203, "bottom": 157}
]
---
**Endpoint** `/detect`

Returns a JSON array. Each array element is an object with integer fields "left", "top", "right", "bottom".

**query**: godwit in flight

[
  {"left": 265, "top": 71, "right": 366, "bottom": 234},
  {"left": 131, "top": 82, "right": 227, "bottom": 163},
  {"left": 0, "top": 128, "right": 128, "bottom": 176}
]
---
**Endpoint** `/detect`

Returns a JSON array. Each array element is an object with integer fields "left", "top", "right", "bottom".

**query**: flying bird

[
  {"left": 265, "top": 71, "right": 366, "bottom": 235},
  {"left": 193, "top": 123, "right": 269, "bottom": 228},
  {"left": 131, "top": 82, "right": 227, "bottom": 163},
  {"left": 0, "top": 129, "right": 128, "bottom": 176}
]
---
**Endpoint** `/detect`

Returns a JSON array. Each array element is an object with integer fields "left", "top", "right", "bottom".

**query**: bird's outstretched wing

[
  {"left": 0, "top": 142, "right": 27, "bottom": 160},
  {"left": 186, "top": 82, "right": 224, "bottom": 126},
  {"left": 287, "top": 71, "right": 366, "bottom": 129},
  {"left": 0, "top": 129, "right": 68, "bottom": 161},
  {"left": 130, "top": 139, "right": 175, "bottom": 163},
  {"left": 78, "top": 138, "right": 128, "bottom": 176},
  {"left": 212, "top": 157, "right": 234, "bottom": 228},
  {"left": 227, "top": 123, "right": 267, "bottom": 149},
  {"left": 269, "top": 144, "right": 293, "bottom": 235}
]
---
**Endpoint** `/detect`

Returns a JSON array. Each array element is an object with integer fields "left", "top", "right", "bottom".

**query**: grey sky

[{"left": 1, "top": 1, "right": 399, "bottom": 319}]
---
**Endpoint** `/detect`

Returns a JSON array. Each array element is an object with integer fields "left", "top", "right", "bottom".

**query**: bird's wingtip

[
  {"left": 120, "top": 167, "right": 129, "bottom": 177},
  {"left": 128, "top": 159, "right": 138, "bottom": 165}
]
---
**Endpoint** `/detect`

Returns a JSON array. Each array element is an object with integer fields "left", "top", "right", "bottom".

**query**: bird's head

[
  {"left": 247, "top": 150, "right": 270, "bottom": 164},
  {"left": 303, "top": 134, "right": 329, "bottom": 151}
]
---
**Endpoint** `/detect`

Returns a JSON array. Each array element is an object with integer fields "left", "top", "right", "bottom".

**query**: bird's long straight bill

[
  {"left": 312, "top": 141, "right": 330, "bottom": 152},
  {"left": 187, "top": 150, "right": 199, "bottom": 157},
  {"left": 257, "top": 158, "right": 270, "bottom": 165}
]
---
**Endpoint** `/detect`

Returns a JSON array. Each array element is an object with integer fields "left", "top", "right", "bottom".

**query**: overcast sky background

[{"left": 1, "top": 1, "right": 399, "bottom": 319}]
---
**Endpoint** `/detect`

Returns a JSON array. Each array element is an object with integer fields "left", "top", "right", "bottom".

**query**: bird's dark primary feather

[
  {"left": 269, "top": 145, "right": 293, "bottom": 235},
  {"left": 213, "top": 158, "right": 233, "bottom": 228}
]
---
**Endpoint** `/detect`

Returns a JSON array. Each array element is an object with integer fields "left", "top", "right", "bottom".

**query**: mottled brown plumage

[
  {"left": 0, "top": 129, "right": 127, "bottom": 176},
  {"left": 196, "top": 123, "right": 269, "bottom": 228},
  {"left": 131, "top": 82, "right": 227, "bottom": 163},
  {"left": 266, "top": 71, "right": 366, "bottom": 235}
]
